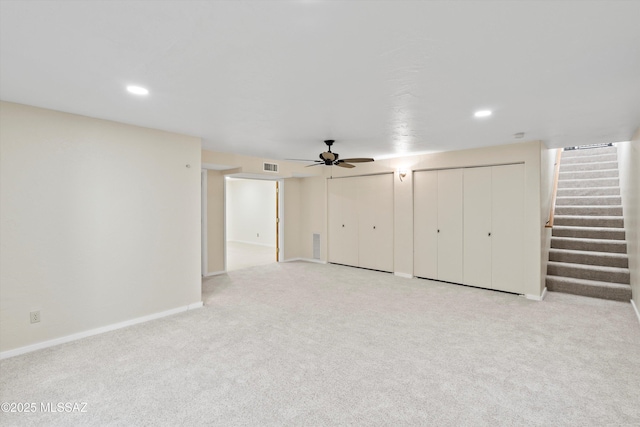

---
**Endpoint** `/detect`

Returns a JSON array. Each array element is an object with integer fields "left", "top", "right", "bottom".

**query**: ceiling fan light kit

[{"left": 288, "top": 140, "right": 375, "bottom": 169}]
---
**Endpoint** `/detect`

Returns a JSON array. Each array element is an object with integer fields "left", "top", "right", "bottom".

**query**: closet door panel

[
  {"left": 413, "top": 171, "right": 438, "bottom": 279},
  {"left": 463, "top": 167, "right": 492, "bottom": 288},
  {"left": 491, "top": 164, "right": 524, "bottom": 293},
  {"left": 328, "top": 178, "right": 358, "bottom": 267},
  {"left": 437, "top": 169, "right": 463, "bottom": 283},
  {"left": 358, "top": 174, "right": 394, "bottom": 272}
]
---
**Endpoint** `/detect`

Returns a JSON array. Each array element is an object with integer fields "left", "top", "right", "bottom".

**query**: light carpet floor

[
  {"left": 1, "top": 262, "right": 639, "bottom": 426},
  {"left": 226, "top": 241, "right": 276, "bottom": 271}
]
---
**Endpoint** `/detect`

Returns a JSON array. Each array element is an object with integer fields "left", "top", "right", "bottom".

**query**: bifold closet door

[
  {"left": 437, "top": 169, "right": 463, "bottom": 283},
  {"left": 463, "top": 167, "right": 492, "bottom": 288},
  {"left": 413, "top": 171, "right": 438, "bottom": 279},
  {"left": 328, "top": 178, "right": 358, "bottom": 267},
  {"left": 491, "top": 163, "right": 524, "bottom": 293},
  {"left": 358, "top": 174, "right": 394, "bottom": 272}
]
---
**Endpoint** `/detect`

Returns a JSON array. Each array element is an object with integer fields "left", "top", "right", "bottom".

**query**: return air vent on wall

[
  {"left": 263, "top": 162, "right": 279, "bottom": 173},
  {"left": 313, "top": 234, "right": 321, "bottom": 260}
]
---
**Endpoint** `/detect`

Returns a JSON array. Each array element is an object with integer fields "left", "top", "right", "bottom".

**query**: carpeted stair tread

[
  {"left": 561, "top": 146, "right": 617, "bottom": 157},
  {"left": 559, "top": 161, "right": 618, "bottom": 172},
  {"left": 546, "top": 275, "right": 631, "bottom": 301},
  {"left": 561, "top": 153, "right": 617, "bottom": 164},
  {"left": 557, "top": 177, "right": 619, "bottom": 189},
  {"left": 559, "top": 169, "right": 619, "bottom": 179},
  {"left": 552, "top": 225, "right": 625, "bottom": 240},
  {"left": 555, "top": 195, "right": 621, "bottom": 206},
  {"left": 548, "top": 248, "right": 629, "bottom": 268},
  {"left": 553, "top": 215, "right": 624, "bottom": 227},
  {"left": 547, "top": 261, "right": 630, "bottom": 284},
  {"left": 554, "top": 205, "right": 623, "bottom": 216},
  {"left": 556, "top": 186, "right": 620, "bottom": 197},
  {"left": 551, "top": 236, "right": 627, "bottom": 253}
]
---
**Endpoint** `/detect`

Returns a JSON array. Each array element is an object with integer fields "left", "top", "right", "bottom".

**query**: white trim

[
  {"left": 394, "top": 272, "right": 413, "bottom": 279},
  {"left": 281, "top": 257, "right": 327, "bottom": 264},
  {"left": 204, "top": 270, "right": 226, "bottom": 277},
  {"left": 227, "top": 239, "right": 276, "bottom": 248},
  {"left": 524, "top": 287, "right": 547, "bottom": 301},
  {"left": 631, "top": 299, "right": 640, "bottom": 326},
  {"left": 0, "top": 302, "right": 203, "bottom": 360}
]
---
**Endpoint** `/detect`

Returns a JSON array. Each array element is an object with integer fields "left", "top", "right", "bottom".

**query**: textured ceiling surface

[{"left": 1, "top": 1, "right": 639, "bottom": 160}]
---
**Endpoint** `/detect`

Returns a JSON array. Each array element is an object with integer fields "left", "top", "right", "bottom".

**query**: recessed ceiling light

[
  {"left": 127, "top": 85, "right": 149, "bottom": 95},
  {"left": 474, "top": 110, "right": 492, "bottom": 118}
]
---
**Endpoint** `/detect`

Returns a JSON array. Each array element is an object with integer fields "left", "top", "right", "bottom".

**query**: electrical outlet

[{"left": 30, "top": 311, "right": 40, "bottom": 324}]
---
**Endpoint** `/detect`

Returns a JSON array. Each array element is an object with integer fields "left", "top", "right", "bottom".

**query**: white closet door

[
  {"left": 328, "top": 178, "right": 358, "bottom": 267},
  {"left": 413, "top": 171, "right": 438, "bottom": 279},
  {"left": 463, "top": 167, "right": 492, "bottom": 288},
  {"left": 491, "top": 163, "right": 524, "bottom": 293},
  {"left": 358, "top": 174, "right": 394, "bottom": 272},
  {"left": 437, "top": 169, "right": 463, "bottom": 283}
]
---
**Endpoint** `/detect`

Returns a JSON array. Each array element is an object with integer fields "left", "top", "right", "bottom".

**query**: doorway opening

[{"left": 225, "top": 178, "right": 280, "bottom": 271}]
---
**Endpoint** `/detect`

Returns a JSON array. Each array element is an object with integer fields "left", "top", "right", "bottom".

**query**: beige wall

[
  {"left": 206, "top": 170, "right": 225, "bottom": 274},
  {"left": 282, "top": 178, "right": 301, "bottom": 261},
  {"left": 0, "top": 102, "right": 202, "bottom": 354},
  {"left": 618, "top": 131, "right": 640, "bottom": 307}
]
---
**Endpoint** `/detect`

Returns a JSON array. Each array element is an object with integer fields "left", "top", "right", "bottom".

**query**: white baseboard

[
  {"left": 227, "top": 240, "right": 276, "bottom": 248},
  {"left": 394, "top": 272, "right": 413, "bottom": 279},
  {"left": 525, "top": 287, "right": 547, "bottom": 301},
  {"left": 204, "top": 270, "right": 226, "bottom": 277},
  {"left": 0, "top": 301, "right": 204, "bottom": 360},
  {"left": 281, "top": 257, "right": 327, "bottom": 264},
  {"left": 632, "top": 299, "right": 640, "bottom": 326}
]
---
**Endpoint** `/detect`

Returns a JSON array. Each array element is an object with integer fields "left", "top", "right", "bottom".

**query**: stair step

[
  {"left": 551, "top": 237, "right": 627, "bottom": 253},
  {"left": 549, "top": 248, "right": 629, "bottom": 268},
  {"left": 561, "top": 146, "right": 617, "bottom": 157},
  {"left": 561, "top": 153, "right": 617, "bottom": 164},
  {"left": 546, "top": 275, "right": 631, "bottom": 301},
  {"left": 556, "top": 187, "right": 620, "bottom": 197},
  {"left": 559, "top": 169, "right": 619, "bottom": 180},
  {"left": 554, "top": 205, "right": 623, "bottom": 216},
  {"left": 553, "top": 215, "right": 624, "bottom": 228},
  {"left": 559, "top": 161, "right": 618, "bottom": 172},
  {"left": 557, "top": 177, "right": 620, "bottom": 189},
  {"left": 552, "top": 226, "right": 625, "bottom": 240},
  {"left": 556, "top": 195, "right": 621, "bottom": 206},
  {"left": 547, "top": 261, "right": 630, "bottom": 284}
]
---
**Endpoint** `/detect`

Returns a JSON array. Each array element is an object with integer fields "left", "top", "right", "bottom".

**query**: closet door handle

[
  {"left": 342, "top": 224, "right": 345, "bottom": 228},
  {"left": 437, "top": 229, "right": 440, "bottom": 233},
  {"left": 488, "top": 232, "right": 491, "bottom": 236},
  {"left": 373, "top": 226, "right": 376, "bottom": 230}
]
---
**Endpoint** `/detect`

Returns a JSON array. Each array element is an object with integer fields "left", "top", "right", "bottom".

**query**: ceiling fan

[{"left": 288, "top": 140, "right": 375, "bottom": 168}]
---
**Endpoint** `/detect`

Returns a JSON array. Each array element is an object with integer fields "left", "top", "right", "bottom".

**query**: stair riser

[
  {"left": 556, "top": 187, "right": 620, "bottom": 197},
  {"left": 559, "top": 170, "right": 619, "bottom": 180},
  {"left": 549, "top": 250, "right": 629, "bottom": 268},
  {"left": 562, "top": 147, "right": 617, "bottom": 157},
  {"left": 560, "top": 161, "right": 618, "bottom": 172},
  {"left": 547, "top": 264, "right": 630, "bottom": 284},
  {"left": 546, "top": 277, "right": 631, "bottom": 301},
  {"left": 561, "top": 153, "right": 617, "bottom": 164},
  {"left": 556, "top": 196, "right": 621, "bottom": 206},
  {"left": 557, "top": 178, "right": 620, "bottom": 189},
  {"left": 551, "top": 238, "right": 627, "bottom": 253},
  {"left": 553, "top": 216, "right": 624, "bottom": 227},
  {"left": 552, "top": 228, "right": 625, "bottom": 240},
  {"left": 554, "top": 206, "right": 623, "bottom": 216}
]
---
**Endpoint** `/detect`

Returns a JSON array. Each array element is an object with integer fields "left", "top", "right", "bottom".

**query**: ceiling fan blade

[
  {"left": 285, "top": 159, "right": 320, "bottom": 162},
  {"left": 336, "top": 162, "right": 355, "bottom": 168},
  {"left": 305, "top": 163, "right": 323, "bottom": 167},
  {"left": 338, "top": 158, "right": 374, "bottom": 163}
]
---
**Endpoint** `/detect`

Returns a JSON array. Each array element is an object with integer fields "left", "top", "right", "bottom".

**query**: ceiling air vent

[{"left": 263, "top": 162, "right": 279, "bottom": 173}]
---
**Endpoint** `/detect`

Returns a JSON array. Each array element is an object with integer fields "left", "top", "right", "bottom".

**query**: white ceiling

[{"left": 1, "top": 1, "right": 639, "bottom": 161}]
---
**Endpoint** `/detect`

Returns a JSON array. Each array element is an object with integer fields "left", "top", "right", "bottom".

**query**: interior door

[
  {"left": 491, "top": 163, "right": 524, "bottom": 293},
  {"left": 413, "top": 170, "right": 438, "bottom": 279},
  {"left": 358, "top": 174, "right": 394, "bottom": 272},
  {"left": 328, "top": 177, "right": 359, "bottom": 267},
  {"left": 463, "top": 167, "right": 492, "bottom": 288},
  {"left": 437, "top": 169, "right": 463, "bottom": 283}
]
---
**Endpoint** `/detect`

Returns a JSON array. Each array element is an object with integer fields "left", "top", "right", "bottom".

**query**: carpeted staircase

[{"left": 546, "top": 145, "right": 632, "bottom": 301}]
